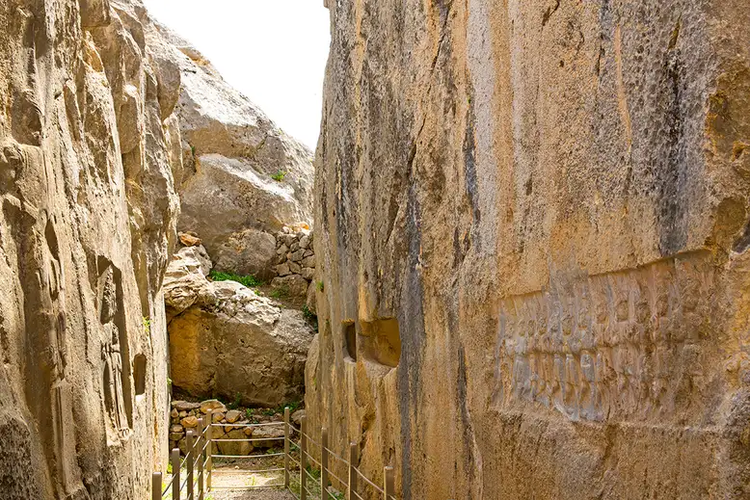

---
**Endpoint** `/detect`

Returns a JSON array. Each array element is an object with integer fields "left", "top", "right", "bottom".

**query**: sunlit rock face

[
  {"left": 307, "top": 1, "right": 750, "bottom": 499},
  {"left": 0, "top": 0, "right": 180, "bottom": 497},
  {"left": 152, "top": 22, "right": 315, "bottom": 279}
]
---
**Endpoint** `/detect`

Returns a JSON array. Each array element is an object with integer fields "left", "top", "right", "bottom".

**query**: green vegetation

[
  {"left": 228, "top": 393, "right": 242, "bottom": 410},
  {"left": 208, "top": 269, "right": 262, "bottom": 288},
  {"left": 316, "top": 280, "right": 325, "bottom": 292},
  {"left": 302, "top": 305, "right": 316, "bottom": 321},
  {"left": 271, "top": 170, "right": 287, "bottom": 182},
  {"left": 142, "top": 316, "right": 151, "bottom": 333}
]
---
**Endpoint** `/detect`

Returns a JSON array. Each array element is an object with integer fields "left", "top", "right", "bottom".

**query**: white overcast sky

[{"left": 143, "top": 0, "right": 331, "bottom": 149}]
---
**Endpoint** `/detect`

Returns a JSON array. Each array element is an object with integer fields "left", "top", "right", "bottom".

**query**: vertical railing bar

[
  {"left": 206, "top": 409, "right": 213, "bottom": 491},
  {"left": 186, "top": 430, "right": 195, "bottom": 500},
  {"left": 348, "top": 442, "right": 357, "bottom": 500},
  {"left": 300, "top": 416, "right": 307, "bottom": 500},
  {"left": 384, "top": 466, "right": 394, "bottom": 500},
  {"left": 321, "top": 428, "right": 329, "bottom": 500},
  {"left": 152, "top": 472, "right": 162, "bottom": 500},
  {"left": 198, "top": 417, "right": 205, "bottom": 500},
  {"left": 284, "top": 407, "right": 291, "bottom": 489},
  {"left": 171, "top": 448, "right": 181, "bottom": 500}
]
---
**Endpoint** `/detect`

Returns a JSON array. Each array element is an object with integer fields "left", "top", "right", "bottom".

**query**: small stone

[
  {"left": 301, "top": 267, "right": 315, "bottom": 281},
  {"left": 179, "top": 232, "right": 202, "bottom": 247},
  {"left": 290, "top": 242, "right": 300, "bottom": 252},
  {"left": 170, "top": 409, "right": 179, "bottom": 418},
  {"left": 301, "top": 256, "right": 315, "bottom": 268},
  {"left": 212, "top": 411, "right": 225, "bottom": 423},
  {"left": 299, "top": 234, "right": 311, "bottom": 249},
  {"left": 291, "top": 249, "right": 305, "bottom": 262},
  {"left": 303, "top": 249, "right": 314, "bottom": 258},
  {"left": 244, "top": 427, "right": 254, "bottom": 436},
  {"left": 172, "top": 401, "right": 201, "bottom": 412},
  {"left": 291, "top": 409, "right": 306, "bottom": 425},
  {"left": 178, "top": 411, "right": 188, "bottom": 418},
  {"left": 289, "top": 261, "right": 301, "bottom": 274},
  {"left": 225, "top": 410, "right": 242, "bottom": 423},
  {"left": 171, "top": 424, "right": 184, "bottom": 433},
  {"left": 276, "top": 244, "right": 289, "bottom": 255},
  {"left": 181, "top": 416, "right": 199, "bottom": 428},
  {"left": 201, "top": 399, "right": 227, "bottom": 414},
  {"left": 169, "top": 432, "right": 183, "bottom": 441},
  {"left": 277, "top": 263, "right": 291, "bottom": 277}
]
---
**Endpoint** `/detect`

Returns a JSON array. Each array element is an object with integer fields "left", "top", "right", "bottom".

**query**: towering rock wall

[
  {"left": 0, "top": 0, "right": 180, "bottom": 498},
  {"left": 308, "top": 1, "right": 750, "bottom": 499}
]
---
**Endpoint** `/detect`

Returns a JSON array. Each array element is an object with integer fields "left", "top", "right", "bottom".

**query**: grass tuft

[{"left": 208, "top": 269, "right": 262, "bottom": 288}]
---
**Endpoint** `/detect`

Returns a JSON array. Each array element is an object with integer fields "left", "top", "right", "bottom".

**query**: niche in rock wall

[
  {"left": 360, "top": 318, "right": 401, "bottom": 368},
  {"left": 343, "top": 322, "right": 357, "bottom": 362},
  {"left": 133, "top": 354, "right": 147, "bottom": 396}
]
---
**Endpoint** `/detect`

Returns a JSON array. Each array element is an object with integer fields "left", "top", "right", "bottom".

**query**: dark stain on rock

[
  {"left": 542, "top": 0, "right": 560, "bottom": 27},
  {"left": 463, "top": 103, "right": 480, "bottom": 226},
  {"left": 397, "top": 181, "right": 426, "bottom": 500},
  {"left": 656, "top": 29, "right": 688, "bottom": 256}
]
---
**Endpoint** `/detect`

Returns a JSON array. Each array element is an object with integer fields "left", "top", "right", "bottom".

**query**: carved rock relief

[
  {"left": 97, "top": 257, "right": 133, "bottom": 438},
  {"left": 492, "top": 251, "right": 716, "bottom": 422}
]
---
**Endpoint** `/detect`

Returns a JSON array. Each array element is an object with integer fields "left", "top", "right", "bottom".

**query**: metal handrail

[{"left": 152, "top": 407, "right": 399, "bottom": 500}]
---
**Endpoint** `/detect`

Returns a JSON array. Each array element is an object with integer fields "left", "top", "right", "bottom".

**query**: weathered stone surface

[
  {"left": 164, "top": 245, "right": 215, "bottom": 315},
  {"left": 166, "top": 248, "right": 315, "bottom": 407},
  {"left": 180, "top": 416, "right": 198, "bottom": 429},
  {"left": 0, "top": 0, "right": 181, "bottom": 497},
  {"left": 270, "top": 275, "right": 309, "bottom": 299},
  {"left": 172, "top": 401, "right": 201, "bottom": 412},
  {"left": 252, "top": 426, "right": 285, "bottom": 448},
  {"left": 217, "top": 429, "right": 254, "bottom": 456},
  {"left": 308, "top": 1, "right": 750, "bottom": 499},
  {"left": 153, "top": 22, "right": 314, "bottom": 275},
  {"left": 200, "top": 400, "right": 226, "bottom": 414},
  {"left": 225, "top": 410, "right": 242, "bottom": 424}
]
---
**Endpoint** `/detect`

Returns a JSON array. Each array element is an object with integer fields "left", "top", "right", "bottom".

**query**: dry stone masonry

[
  {"left": 274, "top": 226, "right": 318, "bottom": 305},
  {"left": 307, "top": 1, "right": 750, "bottom": 499}
]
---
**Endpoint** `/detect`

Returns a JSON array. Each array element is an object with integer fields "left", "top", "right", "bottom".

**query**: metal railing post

[
  {"left": 171, "top": 448, "right": 181, "bottom": 500},
  {"left": 321, "top": 428, "right": 329, "bottom": 500},
  {"left": 284, "top": 407, "right": 291, "bottom": 489},
  {"left": 152, "top": 472, "right": 162, "bottom": 500},
  {"left": 198, "top": 417, "right": 205, "bottom": 500},
  {"left": 384, "top": 466, "right": 395, "bottom": 500},
  {"left": 206, "top": 409, "right": 213, "bottom": 491},
  {"left": 300, "top": 416, "right": 307, "bottom": 500},
  {"left": 348, "top": 443, "right": 358, "bottom": 500},
  {"left": 186, "top": 430, "right": 195, "bottom": 500}
]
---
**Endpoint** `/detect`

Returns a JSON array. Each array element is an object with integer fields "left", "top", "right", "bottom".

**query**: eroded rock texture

[
  {"left": 165, "top": 245, "right": 313, "bottom": 408},
  {"left": 153, "top": 23, "right": 315, "bottom": 279},
  {"left": 308, "top": 1, "right": 750, "bottom": 499},
  {"left": 0, "top": 0, "right": 180, "bottom": 497}
]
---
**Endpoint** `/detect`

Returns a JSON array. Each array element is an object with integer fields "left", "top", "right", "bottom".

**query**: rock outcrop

[
  {"left": 0, "top": 0, "right": 180, "bottom": 498},
  {"left": 154, "top": 23, "right": 314, "bottom": 280},
  {"left": 308, "top": 1, "right": 750, "bottom": 499},
  {"left": 165, "top": 244, "right": 314, "bottom": 408}
]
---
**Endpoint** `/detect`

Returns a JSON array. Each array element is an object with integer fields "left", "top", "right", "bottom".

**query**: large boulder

[
  {"left": 154, "top": 22, "right": 314, "bottom": 278},
  {"left": 165, "top": 246, "right": 314, "bottom": 407}
]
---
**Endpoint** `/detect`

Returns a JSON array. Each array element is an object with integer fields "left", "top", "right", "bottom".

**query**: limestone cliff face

[
  {"left": 0, "top": 0, "right": 180, "bottom": 498},
  {"left": 308, "top": 1, "right": 750, "bottom": 499},
  {"left": 153, "top": 23, "right": 315, "bottom": 280}
]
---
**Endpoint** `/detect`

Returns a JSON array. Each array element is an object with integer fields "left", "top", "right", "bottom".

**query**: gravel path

[{"left": 206, "top": 465, "right": 296, "bottom": 500}]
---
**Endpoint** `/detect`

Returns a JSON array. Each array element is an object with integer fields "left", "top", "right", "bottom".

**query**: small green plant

[
  {"left": 167, "top": 377, "right": 172, "bottom": 389},
  {"left": 271, "top": 170, "right": 287, "bottom": 182},
  {"left": 167, "top": 462, "right": 173, "bottom": 474},
  {"left": 190, "top": 145, "right": 196, "bottom": 157},
  {"left": 316, "top": 280, "right": 325, "bottom": 292},
  {"left": 245, "top": 408, "right": 255, "bottom": 420},
  {"left": 142, "top": 316, "right": 151, "bottom": 333},
  {"left": 229, "top": 393, "right": 242, "bottom": 410},
  {"left": 306, "top": 465, "right": 321, "bottom": 480},
  {"left": 302, "top": 305, "right": 316, "bottom": 321},
  {"left": 270, "top": 286, "right": 289, "bottom": 299},
  {"left": 329, "top": 490, "right": 345, "bottom": 500},
  {"left": 209, "top": 269, "right": 262, "bottom": 288}
]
